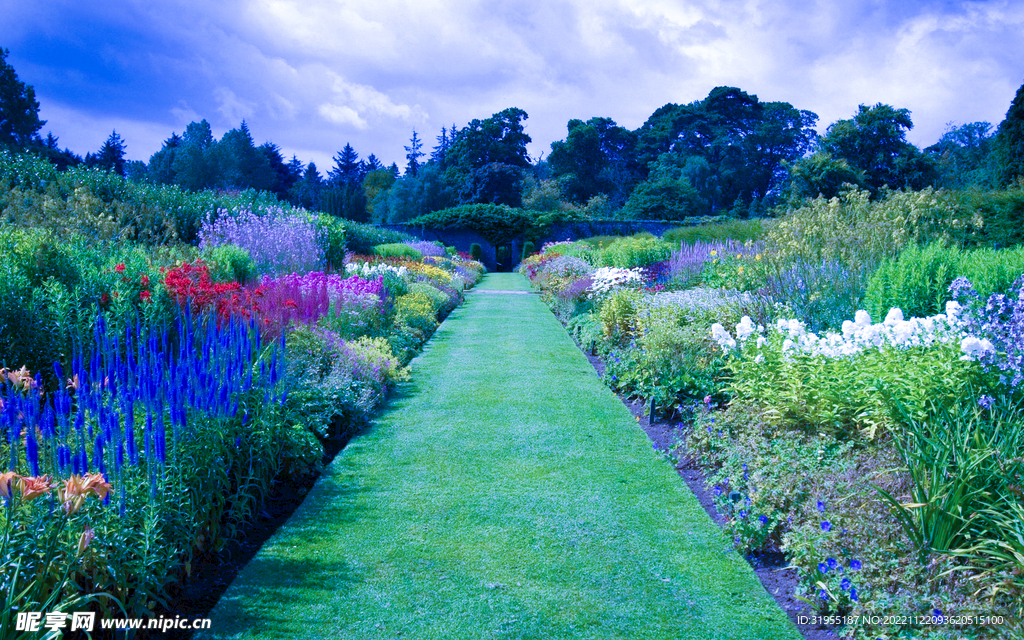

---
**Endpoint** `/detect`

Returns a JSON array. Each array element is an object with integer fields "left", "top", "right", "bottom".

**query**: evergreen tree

[
  {"left": 405, "top": 129, "right": 424, "bottom": 177},
  {"left": 329, "top": 143, "right": 361, "bottom": 186},
  {"left": 172, "top": 120, "right": 218, "bottom": 190},
  {"left": 0, "top": 47, "right": 45, "bottom": 147},
  {"left": 32, "top": 131, "right": 81, "bottom": 170},
  {"left": 90, "top": 130, "right": 127, "bottom": 176},
  {"left": 289, "top": 161, "right": 323, "bottom": 210},
  {"left": 148, "top": 133, "right": 181, "bottom": 184},
  {"left": 431, "top": 127, "right": 450, "bottom": 165},
  {"left": 364, "top": 153, "right": 383, "bottom": 172}
]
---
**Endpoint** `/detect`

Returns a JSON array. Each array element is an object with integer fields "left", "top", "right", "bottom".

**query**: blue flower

[
  {"left": 758, "top": 515, "right": 769, "bottom": 525},
  {"left": 818, "top": 589, "right": 828, "bottom": 600},
  {"left": 714, "top": 486, "right": 723, "bottom": 496},
  {"left": 933, "top": 609, "right": 942, "bottom": 618},
  {"left": 978, "top": 395, "right": 995, "bottom": 410},
  {"left": 850, "top": 587, "right": 858, "bottom": 602},
  {"left": 827, "top": 557, "right": 838, "bottom": 570},
  {"left": 710, "top": 417, "right": 715, "bottom": 424},
  {"left": 739, "top": 510, "right": 748, "bottom": 519},
  {"left": 821, "top": 521, "right": 832, "bottom": 532},
  {"left": 818, "top": 562, "right": 829, "bottom": 574},
  {"left": 817, "top": 500, "right": 826, "bottom": 513},
  {"left": 841, "top": 578, "right": 852, "bottom": 591},
  {"left": 849, "top": 559, "right": 862, "bottom": 571}
]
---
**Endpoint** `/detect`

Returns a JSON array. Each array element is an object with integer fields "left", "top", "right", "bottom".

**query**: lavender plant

[{"left": 200, "top": 209, "right": 325, "bottom": 276}]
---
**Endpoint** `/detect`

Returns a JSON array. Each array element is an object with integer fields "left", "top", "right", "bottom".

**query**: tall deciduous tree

[
  {"left": 444, "top": 107, "right": 532, "bottom": 206},
  {"left": 994, "top": 82, "right": 1024, "bottom": 187},
  {"left": 814, "top": 103, "right": 936, "bottom": 194},
  {"left": 0, "top": 48, "right": 44, "bottom": 147}
]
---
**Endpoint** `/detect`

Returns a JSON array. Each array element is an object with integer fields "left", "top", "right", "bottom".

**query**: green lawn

[{"left": 200, "top": 273, "right": 799, "bottom": 640}]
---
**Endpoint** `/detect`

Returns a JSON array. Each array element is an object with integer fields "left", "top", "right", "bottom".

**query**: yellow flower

[{"left": 709, "top": 250, "right": 718, "bottom": 256}]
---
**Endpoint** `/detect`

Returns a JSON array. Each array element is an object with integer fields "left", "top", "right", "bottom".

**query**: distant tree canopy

[
  {"left": 86, "top": 130, "right": 128, "bottom": 176},
  {"left": 791, "top": 103, "right": 937, "bottom": 199}
]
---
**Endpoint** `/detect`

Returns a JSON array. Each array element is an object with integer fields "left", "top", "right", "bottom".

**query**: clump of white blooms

[
  {"left": 345, "top": 261, "right": 409, "bottom": 280},
  {"left": 642, "top": 287, "right": 753, "bottom": 312},
  {"left": 588, "top": 267, "right": 642, "bottom": 298},
  {"left": 711, "top": 301, "right": 995, "bottom": 362}
]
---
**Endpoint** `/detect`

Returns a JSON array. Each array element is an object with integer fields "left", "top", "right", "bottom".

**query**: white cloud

[
  {"left": 317, "top": 104, "right": 367, "bottom": 129},
  {"left": 213, "top": 87, "right": 256, "bottom": 124}
]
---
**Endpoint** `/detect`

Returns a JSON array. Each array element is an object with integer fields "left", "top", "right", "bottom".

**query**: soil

[{"left": 584, "top": 352, "right": 836, "bottom": 640}]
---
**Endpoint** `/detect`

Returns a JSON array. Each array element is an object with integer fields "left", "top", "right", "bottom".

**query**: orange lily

[
  {"left": 0, "top": 471, "right": 18, "bottom": 499},
  {"left": 19, "top": 475, "right": 55, "bottom": 501}
]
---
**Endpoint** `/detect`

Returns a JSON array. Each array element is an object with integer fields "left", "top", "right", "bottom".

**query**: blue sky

[{"left": 3, "top": 0, "right": 1023, "bottom": 171}]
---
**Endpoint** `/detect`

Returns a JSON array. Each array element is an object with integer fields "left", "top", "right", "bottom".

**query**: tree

[
  {"left": 289, "top": 161, "right": 323, "bottom": 210},
  {"left": 444, "top": 107, "right": 532, "bottom": 206},
  {"left": 172, "top": 120, "right": 218, "bottom": 190},
  {"left": 259, "top": 143, "right": 301, "bottom": 199},
  {"left": 0, "top": 48, "right": 45, "bottom": 147},
  {"left": 405, "top": 130, "right": 424, "bottom": 177},
  {"left": 213, "top": 121, "right": 274, "bottom": 190},
  {"left": 32, "top": 131, "right": 81, "bottom": 170},
  {"left": 633, "top": 87, "right": 817, "bottom": 213},
  {"left": 88, "top": 130, "right": 127, "bottom": 176},
  {"left": 364, "top": 153, "right": 383, "bottom": 172},
  {"left": 548, "top": 117, "right": 640, "bottom": 206},
  {"left": 148, "top": 133, "right": 181, "bottom": 184},
  {"left": 329, "top": 143, "right": 361, "bottom": 186},
  {"left": 816, "top": 103, "right": 936, "bottom": 193},
  {"left": 925, "top": 121, "right": 995, "bottom": 189},
  {"left": 787, "top": 151, "right": 865, "bottom": 200},
  {"left": 362, "top": 168, "right": 396, "bottom": 219},
  {"left": 620, "top": 154, "right": 708, "bottom": 220},
  {"left": 994, "top": 82, "right": 1024, "bottom": 187}
]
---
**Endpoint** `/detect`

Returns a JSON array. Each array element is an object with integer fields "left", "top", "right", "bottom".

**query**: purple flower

[{"left": 978, "top": 395, "right": 995, "bottom": 410}]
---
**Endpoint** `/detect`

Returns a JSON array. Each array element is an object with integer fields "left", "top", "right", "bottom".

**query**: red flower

[
  {"left": 140, "top": 275, "right": 150, "bottom": 286},
  {"left": 100, "top": 293, "right": 110, "bottom": 305},
  {"left": 114, "top": 263, "right": 125, "bottom": 273},
  {"left": 140, "top": 290, "right": 152, "bottom": 302},
  {"left": 285, "top": 299, "right": 298, "bottom": 308}
]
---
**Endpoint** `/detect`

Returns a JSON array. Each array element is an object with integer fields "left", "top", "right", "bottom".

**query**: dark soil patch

[{"left": 584, "top": 352, "right": 835, "bottom": 640}]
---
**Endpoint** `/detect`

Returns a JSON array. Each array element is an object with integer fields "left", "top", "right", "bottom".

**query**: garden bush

[
  {"left": 373, "top": 242, "right": 423, "bottom": 260},
  {"left": 595, "top": 234, "right": 672, "bottom": 268},
  {"left": 201, "top": 243, "right": 257, "bottom": 284},
  {"left": 338, "top": 219, "right": 413, "bottom": 255},
  {"left": 864, "top": 242, "right": 1024, "bottom": 320},
  {"left": 662, "top": 218, "right": 763, "bottom": 246}
]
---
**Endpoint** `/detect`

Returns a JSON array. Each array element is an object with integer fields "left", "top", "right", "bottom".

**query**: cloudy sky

[{"left": 3, "top": 0, "right": 1023, "bottom": 171}]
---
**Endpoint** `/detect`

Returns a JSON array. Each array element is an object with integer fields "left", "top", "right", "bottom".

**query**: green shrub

[
  {"left": 341, "top": 220, "right": 413, "bottom": 254},
  {"left": 313, "top": 214, "right": 347, "bottom": 270},
  {"left": 201, "top": 244, "right": 257, "bottom": 284},
  {"left": 663, "top": 219, "right": 763, "bottom": 246},
  {"left": 521, "top": 241, "right": 535, "bottom": 260},
  {"left": 469, "top": 243, "right": 483, "bottom": 261},
  {"left": 955, "top": 187, "right": 1024, "bottom": 247},
  {"left": 373, "top": 243, "right": 423, "bottom": 260},
  {"left": 864, "top": 243, "right": 1024, "bottom": 319},
  {"left": 596, "top": 234, "right": 671, "bottom": 268},
  {"left": 408, "top": 282, "right": 448, "bottom": 314},
  {"left": 410, "top": 204, "right": 533, "bottom": 245}
]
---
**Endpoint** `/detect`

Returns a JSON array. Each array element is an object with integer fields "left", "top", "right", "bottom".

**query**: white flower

[
  {"left": 854, "top": 310, "right": 872, "bottom": 328},
  {"left": 945, "top": 301, "right": 963, "bottom": 320},
  {"left": 960, "top": 336, "right": 995, "bottom": 361},
  {"left": 884, "top": 308, "right": 904, "bottom": 325},
  {"left": 735, "top": 316, "right": 756, "bottom": 341},
  {"left": 711, "top": 323, "right": 737, "bottom": 352}
]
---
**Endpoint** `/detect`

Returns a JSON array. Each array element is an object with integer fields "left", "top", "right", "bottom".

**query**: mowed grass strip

[{"left": 200, "top": 273, "right": 800, "bottom": 640}]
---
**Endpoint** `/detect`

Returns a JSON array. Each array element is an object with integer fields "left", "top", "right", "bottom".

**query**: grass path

[{"left": 200, "top": 273, "right": 800, "bottom": 640}]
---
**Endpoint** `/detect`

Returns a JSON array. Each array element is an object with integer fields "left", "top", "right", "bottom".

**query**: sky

[{"left": 3, "top": 0, "right": 1023, "bottom": 172}]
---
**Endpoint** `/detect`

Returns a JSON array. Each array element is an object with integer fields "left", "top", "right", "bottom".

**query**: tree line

[{"left": 3, "top": 46, "right": 1023, "bottom": 223}]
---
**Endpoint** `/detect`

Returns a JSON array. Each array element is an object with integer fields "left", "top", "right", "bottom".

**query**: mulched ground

[{"left": 585, "top": 352, "right": 836, "bottom": 640}]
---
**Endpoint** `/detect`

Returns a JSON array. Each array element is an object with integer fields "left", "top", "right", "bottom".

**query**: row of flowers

[{"left": 520, "top": 233, "right": 1023, "bottom": 638}]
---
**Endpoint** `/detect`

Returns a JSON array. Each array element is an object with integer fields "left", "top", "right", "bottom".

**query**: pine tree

[
  {"left": 364, "top": 153, "right": 383, "bottom": 172},
  {"left": 329, "top": 143, "right": 361, "bottom": 186},
  {"left": 92, "top": 130, "right": 127, "bottom": 176},
  {"left": 405, "top": 130, "right": 424, "bottom": 177}
]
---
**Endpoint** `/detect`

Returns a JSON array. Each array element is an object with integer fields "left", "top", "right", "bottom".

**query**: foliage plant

[{"left": 373, "top": 243, "right": 423, "bottom": 261}]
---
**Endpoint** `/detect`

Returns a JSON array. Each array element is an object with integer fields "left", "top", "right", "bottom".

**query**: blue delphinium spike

[
  {"left": 94, "top": 435, "right": 105, "bottom": 474},
  {"left": 155, "top": 409, "right": 166, "bottom": 465},
  {"left": 26, "top": 420, "right": 40, "bottom": 477}
]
